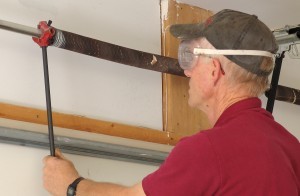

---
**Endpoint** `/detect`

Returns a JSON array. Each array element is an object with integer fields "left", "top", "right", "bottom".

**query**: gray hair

[{"left": 197, "top": 37, "right": 273, "bottom": 96}]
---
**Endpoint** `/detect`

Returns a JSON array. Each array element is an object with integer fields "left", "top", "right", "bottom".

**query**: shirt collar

[{"left": 214, "top": 97, "right": 272, "bottom": 127}]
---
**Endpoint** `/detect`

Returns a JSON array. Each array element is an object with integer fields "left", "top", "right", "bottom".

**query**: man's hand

[{"left": 43, "top": 148, "right": 80, "bottom": 196}]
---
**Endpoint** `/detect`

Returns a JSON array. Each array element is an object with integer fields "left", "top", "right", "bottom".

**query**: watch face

[{"left": 67, "top": 187, "right": 75, "bottom": 196}]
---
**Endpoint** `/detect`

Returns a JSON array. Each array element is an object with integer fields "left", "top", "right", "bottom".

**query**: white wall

[
  {"left": 0, "top": 0, "right": 299, "bottom": 195},
  {"left": 0, "top": 143, "right": 158, "bottom": 195},
  {"left": 0, "top": 0, "right": 162, "bottom": 130},
  {"left": 0, "top": 0, "right": 163, "bottom": 195}
]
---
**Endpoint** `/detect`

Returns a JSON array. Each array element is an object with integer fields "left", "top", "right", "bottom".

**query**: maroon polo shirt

[{"left": 142, "top": 98, "right": 300, "bottom": 195}]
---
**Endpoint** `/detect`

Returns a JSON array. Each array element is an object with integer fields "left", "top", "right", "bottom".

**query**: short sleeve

[{"left": 142, "top": 132, "right": 221, "bottom": 196}]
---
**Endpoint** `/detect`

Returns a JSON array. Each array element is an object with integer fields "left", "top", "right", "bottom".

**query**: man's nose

[{"left": 184, "top": 69, "right": 192, "bottom": 77}]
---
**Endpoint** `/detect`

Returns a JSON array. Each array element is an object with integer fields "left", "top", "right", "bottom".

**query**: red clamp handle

[{"left": 32, "top": 21, "right": 55, "bottom": 47}]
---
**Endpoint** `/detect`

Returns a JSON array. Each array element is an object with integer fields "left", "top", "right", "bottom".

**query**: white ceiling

[{"left": 178, "top": 0, "right": 300, "bottom": 30}]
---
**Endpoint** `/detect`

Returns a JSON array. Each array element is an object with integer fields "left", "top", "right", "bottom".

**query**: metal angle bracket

[{"left": 0, "top": 126, "right": 168, "bottom": 166}]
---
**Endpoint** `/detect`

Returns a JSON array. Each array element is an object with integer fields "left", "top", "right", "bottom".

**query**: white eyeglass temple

[{"left": 193, "top": 48, "right": 274, "bottom": 57}]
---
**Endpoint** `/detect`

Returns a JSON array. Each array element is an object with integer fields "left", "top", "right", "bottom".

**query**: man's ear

[
  {"left": 212, "top": 58, "right": 224, "bottom": 85},
  {"left": 211, "top": 58, "right": 223, "bottom": 84}
]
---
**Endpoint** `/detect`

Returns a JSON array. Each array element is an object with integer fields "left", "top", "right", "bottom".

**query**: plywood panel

[{"left": 161, "top": 0, "right": 213, "bottom": 136}]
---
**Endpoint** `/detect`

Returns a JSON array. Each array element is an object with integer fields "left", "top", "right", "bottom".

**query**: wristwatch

[{"left": 67, "top": 177, "right": 85, "bottom": 196}]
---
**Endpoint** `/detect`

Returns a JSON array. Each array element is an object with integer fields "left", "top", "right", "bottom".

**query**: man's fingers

[
  {"left": 55, "top": 148, "right": 66, "bottom": 159},
  {"left": 43, "top": 155, "right": 52, "bottom": 164}
]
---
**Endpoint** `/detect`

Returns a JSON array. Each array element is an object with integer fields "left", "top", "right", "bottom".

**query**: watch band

[{"left": 67, "top": 177, "right": 85, "bottom": 196}]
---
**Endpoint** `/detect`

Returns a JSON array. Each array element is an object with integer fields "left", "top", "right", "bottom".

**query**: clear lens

[{"left": 178, "top": 40, "right": 199, "bottom": 70}]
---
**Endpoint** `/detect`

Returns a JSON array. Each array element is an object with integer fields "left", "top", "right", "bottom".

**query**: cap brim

[{"left": 170, "top": 23, "right": 205, "bottom": 40}]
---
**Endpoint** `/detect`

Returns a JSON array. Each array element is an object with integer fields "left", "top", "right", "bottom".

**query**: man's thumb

[{"left": 55, "top": 148, "right": 66, "bottom": 159}]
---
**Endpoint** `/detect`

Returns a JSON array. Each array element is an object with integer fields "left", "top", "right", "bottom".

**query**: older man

[{"left": 43, "top": 9, "right": 300, "bottom": 196}]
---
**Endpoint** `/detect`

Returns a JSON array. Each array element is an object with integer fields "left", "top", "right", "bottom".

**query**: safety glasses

[
  {"left": 178, "top": 39, "right": 201, "bottom": 70},
  {"left": 178, "top": 39, "right": 274, "bottom": 70}
]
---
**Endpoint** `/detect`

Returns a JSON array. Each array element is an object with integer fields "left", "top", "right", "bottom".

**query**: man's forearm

[{"left": 77, "top": 179, "right": 145, "bottom": 196}]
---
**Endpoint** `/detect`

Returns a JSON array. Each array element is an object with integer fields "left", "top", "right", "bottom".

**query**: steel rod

[
  {"left": 266, "top": 52, "right": 285, "bottom": 113},
  {"left": 42, "top": 46, "right": 55, "bottom": 156},
  {"left": 0, "top": 19, "right": 41, "bottom": 37}
]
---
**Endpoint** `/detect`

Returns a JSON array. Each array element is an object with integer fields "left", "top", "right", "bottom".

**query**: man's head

[
  {"left": 170, "top": 9, "right": 278, "bottom": 98},
  {"left": 170, "top": 9, "right": 278, "bottom": 77}
]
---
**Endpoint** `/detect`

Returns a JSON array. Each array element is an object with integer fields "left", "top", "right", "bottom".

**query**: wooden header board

[{"left": 161, "top": 0, "right": 212, "bottom": 136}]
